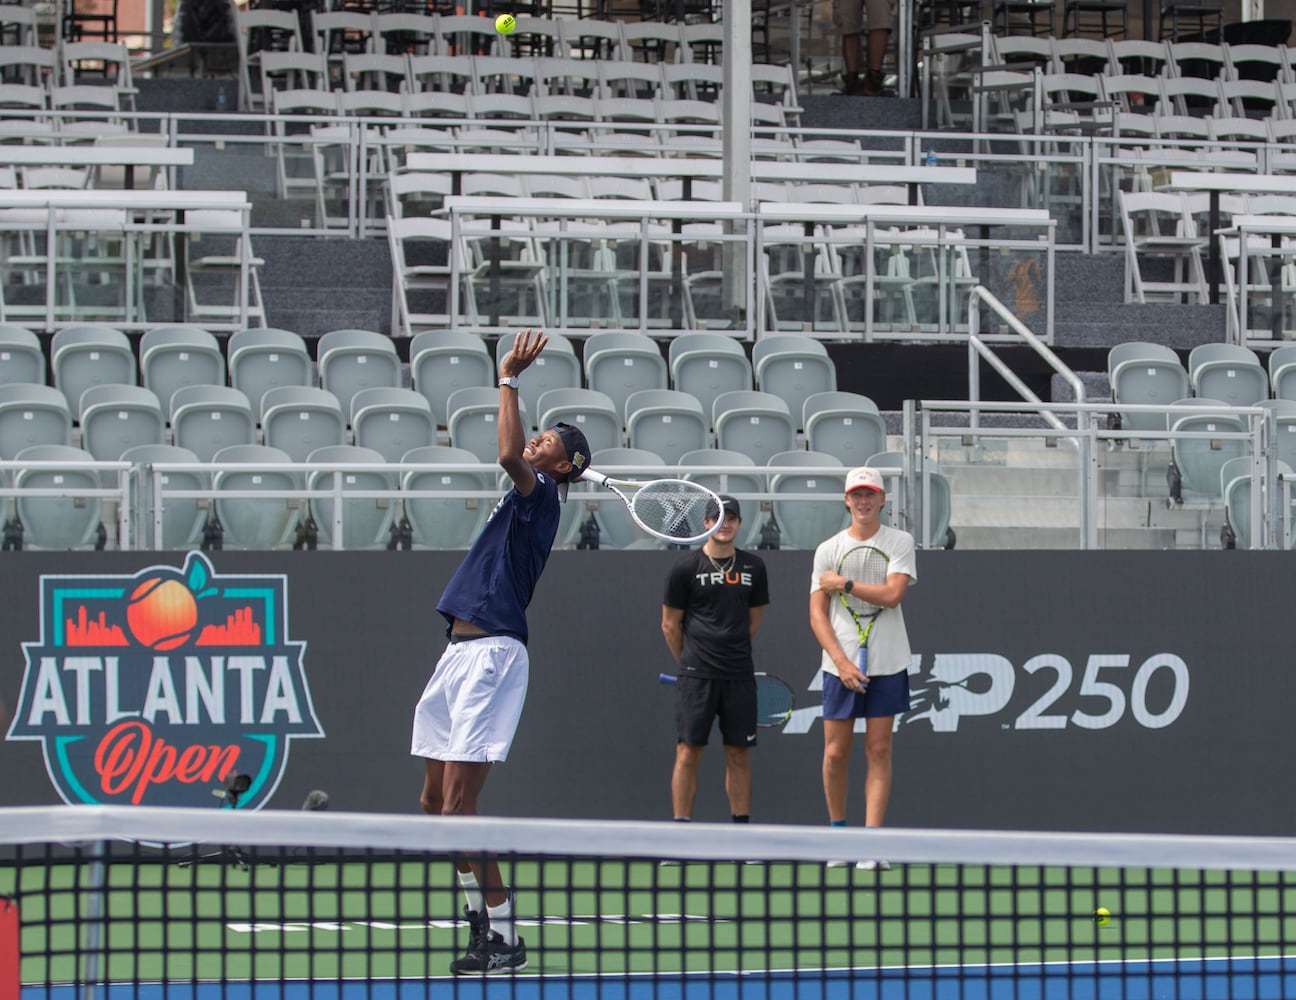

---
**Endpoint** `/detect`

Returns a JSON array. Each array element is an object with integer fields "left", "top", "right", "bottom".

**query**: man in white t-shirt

[{"left": 809, "top": 466, "right": 916, "bottom": 869}]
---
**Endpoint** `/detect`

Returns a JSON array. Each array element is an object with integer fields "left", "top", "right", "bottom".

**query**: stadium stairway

[{"left": 256, "top": 236, "right": 394, "bottom": 338}]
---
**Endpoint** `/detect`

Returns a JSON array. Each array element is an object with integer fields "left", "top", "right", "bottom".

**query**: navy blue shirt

[{"left": 436, "top": 469, "right": 563, "bottom": 645}]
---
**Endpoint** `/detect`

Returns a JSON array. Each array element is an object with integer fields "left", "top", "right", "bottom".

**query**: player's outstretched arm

[{"left": 498, "top": 328, "right": 547, "bottom": 490}]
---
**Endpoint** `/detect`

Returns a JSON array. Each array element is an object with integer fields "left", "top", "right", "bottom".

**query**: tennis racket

[
  {"left": 836, "top": 544, "right": 891, "bottom": 677},
  {"left": 658, "top": 672, "right": 796, "bottom": 727},
  {"left": 580, "top": 469, "right": 724, "bottom": 544}
]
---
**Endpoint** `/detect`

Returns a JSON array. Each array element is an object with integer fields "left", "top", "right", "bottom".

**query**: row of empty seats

[
  {"left": 1109, "top": 342, "right": 1296, "bottom": 417},
  {"left": 0, "top": 441, "right": 509, "bottom": 552},
  {"left": 0, "top": 325, "right": 869, "bottom": 462},
  {"left": 270, "top": 83, "right": 800, "bottom": 133},
  {"left": 1118, "top": 191, "right": 1296, "bottom": 306},
  {"left": 1106, "top": 342, "right": 1296, "bottom": 511},
  {"left": 238, "top": 9, "right": 754, "bottom": 111},
  {"left": 990, "top": 35, "right": 1296, "bottom": 85},
  {"left": 259, "top": 50, "right": 798, "bottom": 104},
  {"left": 387, "top": 213, "right": 972, "bottom": 336},
  {"left": 1, "top": 442, "right": 945, "bottom": 553}
]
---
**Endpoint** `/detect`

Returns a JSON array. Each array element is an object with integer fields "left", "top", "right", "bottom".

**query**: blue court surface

[{"left": 40, "top": 956, "right": 1296, "bottom": 1000}]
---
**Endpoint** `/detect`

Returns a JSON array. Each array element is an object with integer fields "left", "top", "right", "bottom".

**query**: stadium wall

[{"left": 1, "top": 550, "right": 1291, "bottom": 836}]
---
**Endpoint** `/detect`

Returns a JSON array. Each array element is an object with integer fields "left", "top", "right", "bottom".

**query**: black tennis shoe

[
  {"left": 450, "top": 931, "right": 528, "bottom": 975},
  {"left": 463, "top": 906, "right": 488, "bottom": 951}
]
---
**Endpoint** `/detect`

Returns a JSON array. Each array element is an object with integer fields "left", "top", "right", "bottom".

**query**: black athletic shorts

[{"left": 675, "top": 675, "right": 758, "bottom": 749}]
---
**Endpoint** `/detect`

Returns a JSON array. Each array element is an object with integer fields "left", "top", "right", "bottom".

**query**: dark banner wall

[{"left": 2, "top": 550, "right": 1293, "bottom": 836}]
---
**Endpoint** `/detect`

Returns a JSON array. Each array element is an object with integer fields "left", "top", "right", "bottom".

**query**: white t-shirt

[{"left": 810, "top": 524, "right": 917, "bottom": 678}]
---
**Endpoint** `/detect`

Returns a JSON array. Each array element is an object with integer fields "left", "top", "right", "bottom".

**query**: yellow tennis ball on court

[
  {"left": 495, "top": 12, "right": 515, "bottom": 34},
  {"left": 1093, "top": 906, "right": 1111, "bottom": 926}
]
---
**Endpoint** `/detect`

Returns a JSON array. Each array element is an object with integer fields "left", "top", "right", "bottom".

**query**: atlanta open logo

[{"left": 5, "top": 552, "right": 323, "bottom": 809}]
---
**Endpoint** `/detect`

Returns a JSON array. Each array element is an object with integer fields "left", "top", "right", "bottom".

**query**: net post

[{"left": 0, "top": 898, "right": 17, "bottom": 1000}]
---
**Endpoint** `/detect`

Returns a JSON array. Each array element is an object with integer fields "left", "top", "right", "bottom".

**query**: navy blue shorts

[{"left": 822, "top": 670, "right": 910, "bottom": 720}]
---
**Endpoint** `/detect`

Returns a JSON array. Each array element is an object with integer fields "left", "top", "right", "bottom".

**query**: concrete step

[{"left": 1054, "top": 302, "right": 1227, "bottom": 350}]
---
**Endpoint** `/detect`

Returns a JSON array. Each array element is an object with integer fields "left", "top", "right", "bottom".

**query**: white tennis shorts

[{"left": 411, "top": 635, "right": 529, "bottom": 764}]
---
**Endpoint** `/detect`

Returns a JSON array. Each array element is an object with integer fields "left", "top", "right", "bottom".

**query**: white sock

[
  {"left": 487, "top": 895, "right": 516, "bottom": 945},
  {"left": 458, "top": 871, "right": 484, "bottom": 914}
]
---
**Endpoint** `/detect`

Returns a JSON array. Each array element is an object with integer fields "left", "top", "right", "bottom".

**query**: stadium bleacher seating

[{"left": 14, "top": 14, "right": 1296, "bottom": 550}]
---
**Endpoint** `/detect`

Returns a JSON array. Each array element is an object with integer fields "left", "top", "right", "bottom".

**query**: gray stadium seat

[
  {"left": 1268, "top": 345, "right": 1296, "bottom": 402},
  {"left": 767, "top": 449, "right": 848, "bottom": 550},
  {"left": 211, "top": 444, "right": 302, "bottom": 550},
  {"left": 677, "top": 447, "right": 766, "bottom": 548},
  {"left": 351, "top": 387, "right": 436, "bottom": 464},
  {"left": 624, "top": 388, "right": 708, "bottom": 465},
  {"left": 1166, "top": 399, "right": 1247, "bottom": 505},
  {"left": 1108, "top": 342, "right": 1191, "bottom": 432},
  {"left": 667, "top": 332, "right": 753, "bottom": 428},
  {"left": 261, "top": 386, "right": 346, "bottom": 464},
  {"left": 0, "top": 382, "right": 72, "bottom": 460},
  {"left": 170, "top": 385, "right": 257, "bottom": 463},
  {"left": 495, "top": 331, "right": 581, "bottom": 430},
  {"left": 582, "top": 330, "right": 668, "bottom": 426},
  {"left": 446, "top": 385, "right": 531, "bottom": 464},
  {"left": 410, "top": 329, "right": 494, "bottom": 427},
  {"left": 79, "top": 384, "right": 165, "bottom": 462},
  {"left": 712, "top": 390, "right": 796, "bottom": 467},
  {"left": 750, "top": 335, "right": 837, "bottom": 431},
  {"left": 51, "top": 326, "right": 136, "bottom": 420},
  {"left": 228, "top": 328, "right": 314, "bottom": 416},
  {"left": 139, "top": 326, "right": 225, "bottom": 414},
  {"left": 866, "top": 450, "right": 955, "bottom": 549},
  {"left": 536, "top": 387, "right": 622, "bottom": 454},
  {"left": 1188, "top": 343, "right": 1268, "bottom": 407},
  {"left": 400, "top": 444, "right": 493, "bottom": 550},
  {"left": 1259, "top": 399, "right": 1296, "bottom": 472},
  {"left": 0, "top": 325, "right": 45, "bottom": 386},
  {"left": 317, "top": 329, "right": 401, "bottom": 421},
  {"left": 1220, "top": 457, "right": 1294, "bottom": 550},
  {"left": 306, "top": 444, "right": 397, "bottom": 550},
  {"left": 121, "top": 443, "right": 209, "bottom": 550},
  {"left": 12, "top": 444, "right": 103, "bottom": 550},
  {"left": 803, "top": 391, "right": 888, "bottom": 469}
]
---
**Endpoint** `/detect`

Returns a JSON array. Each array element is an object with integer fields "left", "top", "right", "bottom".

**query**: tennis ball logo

[
  {"left": 495, "top": 12, "right": 515, "bottom": 33},
  {"left": 126, "top": 577, "right": 199, "bottom": 650}
]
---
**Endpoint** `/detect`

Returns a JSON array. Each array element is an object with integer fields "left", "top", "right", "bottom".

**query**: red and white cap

[{"left": 844, "top": 467, "right": 885, "bottom": 495}]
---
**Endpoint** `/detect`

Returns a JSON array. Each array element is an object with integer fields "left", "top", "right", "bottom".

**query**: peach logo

[
  {"left": 126, "top": 578, "right": 200, "bottom": 650},
  {"left": 6, "top": 552, "right": 324, "bottom": 809}
]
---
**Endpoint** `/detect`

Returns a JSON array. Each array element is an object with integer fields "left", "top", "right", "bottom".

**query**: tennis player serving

[
  {"left": 809, "top": 467, "right": 916, "bottom": 871},
  {"left": 411, "top": 328, "right": 590, "bottom": 975}
]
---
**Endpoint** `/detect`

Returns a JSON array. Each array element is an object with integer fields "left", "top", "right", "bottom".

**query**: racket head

[
  {"left": 837, "top": 544, "right": 890, "bottom": 613},
  {"left": 626, "top": 478, "right": 725, "bottom": 544},
  {"left": 754, "top": 673, "right": 795, "bottom": 727}
]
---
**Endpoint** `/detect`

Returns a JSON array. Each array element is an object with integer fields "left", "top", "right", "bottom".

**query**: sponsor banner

[
  {"left": 2, "top": 550, "right": 1293, "bottom": 834},
  {"left": 6, "top": 553, "right": 322, "bottom": 810}
]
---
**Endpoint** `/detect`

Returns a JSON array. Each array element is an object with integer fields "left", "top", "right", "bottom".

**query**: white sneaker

[
  {"left": 826, "top": 860, "right": 850, "bottom": 869},
  {"left": 856, "top": 860, "right": 891, "bottom": 871}
]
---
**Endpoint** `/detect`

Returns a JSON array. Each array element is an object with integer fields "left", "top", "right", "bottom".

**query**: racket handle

[{"left": 658, "top": 673, "right": 678, "bottom": 685}]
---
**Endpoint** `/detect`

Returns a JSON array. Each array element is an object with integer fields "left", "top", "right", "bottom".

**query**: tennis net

[{"left": 4, "top": 804, "right": 1296, "bottom": 1000}]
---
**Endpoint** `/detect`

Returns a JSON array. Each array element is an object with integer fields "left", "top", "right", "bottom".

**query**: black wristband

[{"left": 844, "top": 580, "right": 854, "bottom": 595}]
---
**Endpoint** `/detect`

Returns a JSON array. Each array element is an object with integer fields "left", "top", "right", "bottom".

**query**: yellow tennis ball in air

[
  {"left": 1093, "top": 906, "right": 1111, "bottom": 926},
  {"left": 495, "top": 13, "right": 515, "bottom": 34}
]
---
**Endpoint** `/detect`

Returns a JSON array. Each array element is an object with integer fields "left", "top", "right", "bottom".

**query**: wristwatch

[
  {"left": 844, "top": 580, "right": 854, "bottom": 595},
  {"left": 498, "top": 376, "right": 519, "bottom": 389}
]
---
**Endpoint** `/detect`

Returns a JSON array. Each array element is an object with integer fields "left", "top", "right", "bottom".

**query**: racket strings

[
  {"left": 841, "top": 550, "right": 889, "bottom": 612},
  {"left": 756, "top": 683, "right": 794, "bottom": 725},
  {"left": 631, "top": 481, "right": 715, "bottom": 541}
]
